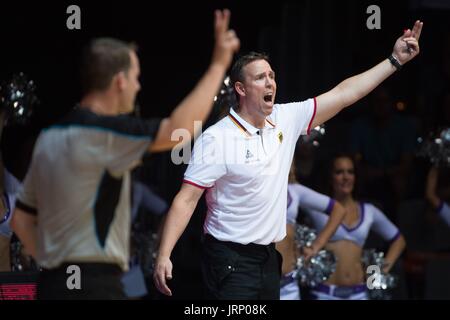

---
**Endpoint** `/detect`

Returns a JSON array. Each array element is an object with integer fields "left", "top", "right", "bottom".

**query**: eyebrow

[{"left": 255, "top": 71, "right": 275, "bottom": 78}]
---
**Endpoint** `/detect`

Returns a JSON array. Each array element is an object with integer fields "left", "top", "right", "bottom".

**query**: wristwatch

[{"left": 388, "top": 54, "right": 402, "bottom": 71}]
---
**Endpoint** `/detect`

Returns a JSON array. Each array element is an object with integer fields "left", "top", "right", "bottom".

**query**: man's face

[
  {"left": 239, "top": 59, "right": 277, "bottom": 116},
  {"left": 119, "top": 51, "right": 141, "bottom": 114}
]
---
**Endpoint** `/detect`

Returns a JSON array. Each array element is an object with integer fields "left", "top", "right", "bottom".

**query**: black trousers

[
  {"left": 201, "top": 234, "right": 282, "bottom": 300},
  {"left": 37, "top": 262, "right": 126, "bottom": 300}
]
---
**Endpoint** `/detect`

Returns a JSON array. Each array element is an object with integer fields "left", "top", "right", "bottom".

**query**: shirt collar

[{"left": 228, "top": 108, "right": 276, "bottom": 137}]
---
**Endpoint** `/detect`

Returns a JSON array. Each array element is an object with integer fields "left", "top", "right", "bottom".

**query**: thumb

[{"left": 402, "top": 29, "right": 411, "bottom": 38}]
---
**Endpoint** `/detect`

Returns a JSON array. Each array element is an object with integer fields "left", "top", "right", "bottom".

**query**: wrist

[
  {"left": 388, "top": 54, "right": 403, "bottom": 71},
  {"left": 311, "top": 238, "right": 325, "bottom": 252},
  {"left": 209, "top": 61, "right": 227, "bottom": 74}
]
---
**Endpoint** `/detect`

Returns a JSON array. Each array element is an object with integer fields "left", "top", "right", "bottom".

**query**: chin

[{"left": 264, "top": 105, "right": 274, "bottom": 114}]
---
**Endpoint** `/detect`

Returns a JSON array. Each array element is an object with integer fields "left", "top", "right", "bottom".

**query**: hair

[
  {"left": 80, "top": 38, "right": 137, "bottom": 95},
  {"left": 230, "top": 52, "right": 270, "bottom": 106},
  {"left": 326, "top": 152, "right": 359, "bottom": 198}
]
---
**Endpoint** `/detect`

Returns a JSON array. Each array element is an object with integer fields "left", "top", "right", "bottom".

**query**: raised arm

[
  {"left": 150, "top": 10, "right": 240, "bottom": 152},
  {"left": 153, "top": 183, "right": 205, "bottom": 296},
  {"left": 312, "top": 20, "right": 423, "bottom": 128}
]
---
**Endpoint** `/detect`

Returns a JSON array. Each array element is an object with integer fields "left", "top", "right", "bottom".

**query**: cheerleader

[
  {"left": 277, "top": 162, "right": 346, "bottom": 300},
  {"left": 305, "top": 154, "right": 406, "bottom": 300}
]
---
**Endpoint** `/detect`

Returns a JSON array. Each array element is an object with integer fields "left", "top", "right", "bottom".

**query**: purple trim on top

[
  {"left": 342, "top": 202, "right": 365, "bottom": 232},
  {"left": 437, "top": 201, "right": 445, "bottom": 214},
  {"left": 388, "top": 230, "right": 401, "bottom": 244},
  {"left": 325, "top": 199, "right": 335, "bottom": 215},
  {"left": 287, "top": 190, "right": 293, "bottom": 208},
  {"left": 0, "top": 193, "right": 11, "bottom": 225}
]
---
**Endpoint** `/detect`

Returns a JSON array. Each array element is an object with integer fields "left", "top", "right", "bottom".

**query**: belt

[
  {"left": 204, "top": 234, "right": 275, "bottom": 252},
  {"left": 314, "top": 283, "right": 367, "bottom": 298}
]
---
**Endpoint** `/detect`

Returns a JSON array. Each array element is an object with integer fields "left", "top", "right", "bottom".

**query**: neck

[
  {"left": 335, "top": 193, "right": 355, "bottom": 207},
  {"left": 80, "top": 92, "right": 119, "bottom": 116},
  {"left": 236, "top": 103, "right": 266, "bottom": 129}
]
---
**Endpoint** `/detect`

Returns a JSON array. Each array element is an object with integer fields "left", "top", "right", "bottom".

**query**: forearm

[
  {"left": 383, "top": 235, "right": 406, "bottom": 273},
  {"left": 337, "top": 59, "right": 396, "bottom": 109},
  {"left": 10, "top": 209, "right": 37, "bottom": 259},
  {"left": 157, "top": 195, "right": 198, "bottom": 258},
  {"left": 168, "top": 63, "right": 227, "bottom": 137},
  {"left": 426, "top": 167, "right": 441, "bottom": 209},
  {"left": 314, "top": 59, "right": 396, "bottom": 127},
  {"left": 312, "top": 203, "right": 346, "bottom": 250}
]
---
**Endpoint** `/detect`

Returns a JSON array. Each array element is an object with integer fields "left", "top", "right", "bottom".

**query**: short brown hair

[{"left": 80, "top": 38, "right": 137, "bottom": 95}]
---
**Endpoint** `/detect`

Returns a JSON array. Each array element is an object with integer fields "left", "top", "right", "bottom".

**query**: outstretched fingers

[
  {"left": 411, "top": 20, "right": 423, "bottom": 40},
  {"left": 214, "top": 9, "right": 230, "bottom": 39}
]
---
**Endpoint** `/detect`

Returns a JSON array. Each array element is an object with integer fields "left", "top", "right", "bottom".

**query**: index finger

[
  {"left": 155, "top": 272, "right": 172, "bottom": 296},
  {"left": 214, "top": 9, "right": 230, "bottom": 38},
  {"left": 411, "top": 20, "right": 423, "bottom": 40}
]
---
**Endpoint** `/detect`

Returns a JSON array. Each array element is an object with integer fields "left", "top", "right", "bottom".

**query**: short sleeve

[
  {"left": 438, "top": 201, "right": 450, "bottom": 226},
  {"left": 105, "top": 117, "right": 161, "bottom": 176},
  {"left": 184, "top": 131, "right": 226, "bottom": 189},
  {"left": 295, "top": 184, "right": 335, "bottom": 214},
  {"left": 284, "top": 98, "right": 317, "bottom": 139},
  {"left": 370, "top": 204, "right": 400, "bottom": 242}
]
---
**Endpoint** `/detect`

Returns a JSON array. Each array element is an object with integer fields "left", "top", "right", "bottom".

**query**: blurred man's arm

[
  {"left": 150, "top": 10, "right": 240, "bottom": 152},
  {"left": 312, "top": 20, "right": 423, "bottom": 128}
]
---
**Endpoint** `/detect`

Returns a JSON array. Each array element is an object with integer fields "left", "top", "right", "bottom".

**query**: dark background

[{"left": 1, "top": 0, "right": 450, "bottom": 300}]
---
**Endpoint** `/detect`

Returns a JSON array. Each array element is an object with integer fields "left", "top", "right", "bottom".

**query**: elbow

[{"left": 396, "top": 234, "right": 407, "bottom": 252}]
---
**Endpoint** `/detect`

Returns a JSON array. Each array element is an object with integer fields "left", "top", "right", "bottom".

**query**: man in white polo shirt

[{"left": 154, "top": 21, "right": 423, "bottom": 299}]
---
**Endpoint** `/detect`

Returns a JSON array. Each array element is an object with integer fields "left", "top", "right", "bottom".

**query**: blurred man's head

[{"left": 80, "top": 38, "right": 141, "bottom": 114}]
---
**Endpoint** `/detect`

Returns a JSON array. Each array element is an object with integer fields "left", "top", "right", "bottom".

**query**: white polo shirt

[{"left": 184, "top": 98, "right": 316, "bottom": 245}]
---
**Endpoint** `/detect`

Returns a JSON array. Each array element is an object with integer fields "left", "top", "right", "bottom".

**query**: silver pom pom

[
  {"left": 299, "top": 124, "right": 326, "bottom": 147},
  {"left": 295, "top": 224, "right": 317, "bottom": 248},
  {"left": 294, "top": 224, "right": 337, "bottom": 287},
  {"left": 417, "top": 127, "right": 450, "bottom": 167},
  {"left": 0, "top": 72, "right": 39, "bottom": 126},
  {"left": 296, "top": 249, "right": 337, "bottom": 287},
  {"left": 362, "top": 249, "right": 398, "bottom": 299}
]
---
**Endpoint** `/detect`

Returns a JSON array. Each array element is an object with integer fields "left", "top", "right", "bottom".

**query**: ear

[
  {"left": 234, "top": 81, "right": 245, "bottom": 98},
  {"left": 114, "top": 71, "right": 127, "bottom": 91}
]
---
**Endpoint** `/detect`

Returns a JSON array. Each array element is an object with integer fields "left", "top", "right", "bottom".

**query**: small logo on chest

[{"left": 278, "top": 132, "right": 283, "bottom": 143}]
